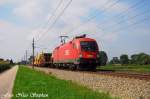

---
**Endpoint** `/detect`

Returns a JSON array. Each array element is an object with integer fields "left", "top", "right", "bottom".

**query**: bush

[{"left": 0, "top": 63, "right": 12, "bottom": 73}]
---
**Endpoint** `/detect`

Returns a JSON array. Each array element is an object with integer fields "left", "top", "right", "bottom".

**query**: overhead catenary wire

[
  {"left": 21, "top": 0, "right": 150, "bottom": 62},
  {"left": 73, "top": 0, "right": 149, "bottom": 37},
  {"left": 33, "top": 0, "right": 111, "bottom": 48},
  {"left": 41, "top": 0, "right": 121, "bottom": 52},
  {"left": 69, "top": 0, "right": 149, "bottom": 38},
  {"left": 36, "top": 0, "right": 64, "bottom": 40},
  {"left": 89, "top": 15, "right": 150, "bottom": 52},
  {"left": 97, "top": 0, "right": 146, "bottom": 24},
  {"left": 95, "top": 0, "right": 150, "bottom": 29},
  {"left": 36, "top": 0, "right": 73, "bottom": 42},
  {"left": 69, "top": 0, "right": 148, "bottom": 38},
  {"left": 67, "top": 0, "right": 122, "bottom": 37},
  {"left": 67, "top": 0, "right": 122, "bottom": 39},
  {"left": 87, "top": 16, "right": 150, "bottom": 38},
  {"left": 77, "top": 0, "right": 149, "bottom": 51},
  {"left": 34, "top": 0, "right": 73, "bottom": 54},
  {"left": 110, "top": 15, "right": 150, "bottom": 33},
  {"left": 22, "top": 0, "right": 67, "bottom": 60},
  {"left": 88, "top": 15, "right": 150, "bottom": 38},
  {"left": 96, "top": 7, "right": 150, "bottom": 32}
]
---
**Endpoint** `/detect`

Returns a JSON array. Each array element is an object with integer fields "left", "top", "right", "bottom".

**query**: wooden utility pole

[
  {"left": 32, "top": 38, "right": 35, "bottom": 69},
  {"left": 26, "top": 50, "right": 28, "bottom": 64}
]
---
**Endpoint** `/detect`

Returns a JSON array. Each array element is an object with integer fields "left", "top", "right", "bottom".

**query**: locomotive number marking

[{"left": 65, "top": 50, "right": 70, "bottom": 56}]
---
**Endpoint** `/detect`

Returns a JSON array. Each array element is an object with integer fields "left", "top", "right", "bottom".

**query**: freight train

[
  {"left": 34, "top": 52, "right": 52, "bottom": 67},
  {"left": 34, "top": 34, "right": 100, "bottom": 70}
]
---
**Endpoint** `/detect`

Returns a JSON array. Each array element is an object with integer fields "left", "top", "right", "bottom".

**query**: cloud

[
  {"left": 0, "top": 20, "right": 30, "bottom": 60},
  {"left": 13, "top": 0, "right": 44, "bottom": 20},
  {"left": 0, "top": 0, "right": 13, "bottom": 5}
]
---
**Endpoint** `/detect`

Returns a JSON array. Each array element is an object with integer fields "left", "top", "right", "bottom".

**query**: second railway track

[{"left": 95, "top": 71, "right": 150, "bottom": 81}]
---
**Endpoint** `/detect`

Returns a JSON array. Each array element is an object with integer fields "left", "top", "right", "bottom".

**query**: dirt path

[{"left": 0, "top": 65, "right": 18, "bottom": 99}]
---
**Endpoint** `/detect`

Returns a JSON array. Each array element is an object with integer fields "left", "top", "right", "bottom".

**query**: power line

[
  {"left": 67, "top": 0, "right": 122, "bottom": 37},
  {"left": 36, "top": 0, "right": 72, "bottom": 42},
  {"left": 22, "top": 0, "right": 64, "bottom": 60},
  {"left": 111, "top": 15, "right": 150, "bottom": 33},
  {"left": 34, "top": 0, "right": 72, "bottom": 56},
  {"left": 91, "top": 15, "right": 150, "bottom": 36},
  {"left": 25, "top": 50, "right": 28, "bottom": 64},
  {"left": 34, "top": 0, "right": 120, "bottom": 50},
  {"left": 97, "top": 2, "right": 150, "bottom": 30},
  {"left": 96, "top": 7, "right": 150, "bottom": 31},
  {"left": 32, "top": 38, "right": 35, "bottom": 69},
  {"left": 36, "top": 0, "right": 64, "bottom": 40},
  {"left": 23, "top": 0, "right": 150, "bottom": 60},
  {"left": 40, "top": 0, "right": 110, "bottom": 46},
  {"left": 68, "top": 0, "right": 149, "bottom": 38},
  {"left": 86, "top": 16, "right": 150, "bottom": 52},
  {"left": 98, "top": 0, "right": 146, "bottom": 24},
  {"left": 87, "top": 15, "right": 150, "bottom": 38},
  {"left": 77, "top": 0, "right": 149, "bottom": 37}
]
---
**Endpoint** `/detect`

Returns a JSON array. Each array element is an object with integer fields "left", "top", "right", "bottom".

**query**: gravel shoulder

[
  {"left": 0, "top": 65, "right": 18, "bottom": 99},
  {"left": 32, "top": 66, "right": 150, "bottom": 99}
]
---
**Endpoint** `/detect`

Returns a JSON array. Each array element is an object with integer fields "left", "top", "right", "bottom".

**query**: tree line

[
  {"left": 0, "top": 58, "right": 14, "bottom": 73},
  {"left": 98, "top": 52, "right": 150, "bottom": 66},
  {"left": 110, "top": 53, "right": 150, "bottom": 65}
]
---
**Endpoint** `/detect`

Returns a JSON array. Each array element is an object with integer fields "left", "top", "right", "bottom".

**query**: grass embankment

[
  {"left": 12, "top": 66, "right": 115, "bottom": 99},
  {"left": 0, "top": 61, "right": 12, "bottom": 73},
  {"left": 97, "top": 65, "right": 150, "bottom": 73}
]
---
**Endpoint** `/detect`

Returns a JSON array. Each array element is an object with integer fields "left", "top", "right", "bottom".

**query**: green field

[
  {"left": 12, "top": 66, "right": 116, "bottom": 99},
  {"left": 97, "top": 65, "right": 150, "bottom": 73}
]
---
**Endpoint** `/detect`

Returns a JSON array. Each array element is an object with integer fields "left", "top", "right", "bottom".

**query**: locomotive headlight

[{"left": 97, "top": 54, "right": 100, "bottom": 58}]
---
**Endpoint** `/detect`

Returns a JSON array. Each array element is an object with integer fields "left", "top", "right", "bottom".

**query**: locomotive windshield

[{"left": 80, "top": 41, "right": 98, "bottom": 51}]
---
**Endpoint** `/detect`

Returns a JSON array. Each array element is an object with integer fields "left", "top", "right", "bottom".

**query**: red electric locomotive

[{"left": 52, "top": 34, "right": 100, "bottom": 70}]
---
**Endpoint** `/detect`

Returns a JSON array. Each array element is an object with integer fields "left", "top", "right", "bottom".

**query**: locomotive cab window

[{"left": 80, "top": 41, "right": 98, "bottom": 51}]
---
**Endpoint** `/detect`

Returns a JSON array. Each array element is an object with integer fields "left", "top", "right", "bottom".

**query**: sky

[{"left": 0, "top": 0, "right": 150, "bottom": 62}]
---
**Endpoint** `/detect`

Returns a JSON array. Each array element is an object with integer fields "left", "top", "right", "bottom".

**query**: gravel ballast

[{"left": 33, "top": 67, "right": 150, "bottom": 99}]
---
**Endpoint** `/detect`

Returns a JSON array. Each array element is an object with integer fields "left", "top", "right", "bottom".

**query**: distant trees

[
  {"left": 109, "top": 53, "right": 150, "bottom": 65},
  {"left": 130, "top": 53, "right": 150, "bottom": 65},
  {"left": 120, "top": 54, "right": 129, "bottom": 65},
  {"left": 130, "top": 54, "right": 138, "bottom": 64},
  {"left": 98, "top": 51, "right": 108, "bottom": 66},
  {"left": 109, "top": 57, "right": 120, "bottom": 64}
]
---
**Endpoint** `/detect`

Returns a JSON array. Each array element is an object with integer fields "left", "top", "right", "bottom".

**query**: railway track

[
  {"left": 54, "top": 68, "right": 150, "bottom": 81},
  {"left": 84, "top": 71, "right": 150, "bottom": 81},
  {"left": 31, "top": 66, "right": 150, "bottom": 81}
]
